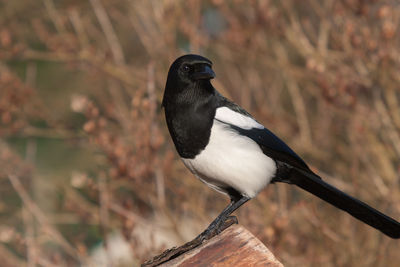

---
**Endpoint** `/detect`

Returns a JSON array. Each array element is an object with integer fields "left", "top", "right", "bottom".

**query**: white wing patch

[{"left": 215, "top": 107, "right": 264, "bottom": 130}]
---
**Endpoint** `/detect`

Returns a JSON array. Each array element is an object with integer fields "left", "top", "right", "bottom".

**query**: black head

[{"left": 162, "top": 54, "right": 215, "bottom": 107}]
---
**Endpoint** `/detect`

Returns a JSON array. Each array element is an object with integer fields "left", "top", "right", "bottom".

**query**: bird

[{"left": 161, "top": 54, "right": 400, "bottom": 241}]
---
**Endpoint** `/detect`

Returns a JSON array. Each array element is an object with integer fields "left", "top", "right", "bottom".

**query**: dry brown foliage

[{"left": 0, "top": 0, "right": 400, "bottom": 266}]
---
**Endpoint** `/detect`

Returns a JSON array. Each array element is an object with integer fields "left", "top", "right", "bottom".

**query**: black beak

[{"left": 191, "top": 65, "right": 216, "bottom": 80}]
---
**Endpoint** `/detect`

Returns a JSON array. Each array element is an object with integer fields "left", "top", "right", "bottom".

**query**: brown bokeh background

[{"left": 1, "top": 0, "right": 400, "bottom": 266}]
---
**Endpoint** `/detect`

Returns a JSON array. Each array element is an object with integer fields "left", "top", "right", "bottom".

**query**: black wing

[
  {"left": 215, "top": 93, "right": 310, "bottom": 171},
  {"left": 221, "top": 120, "right": 310, "bottom": 171}
]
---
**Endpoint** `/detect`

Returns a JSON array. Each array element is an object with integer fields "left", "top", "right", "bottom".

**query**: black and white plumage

[{"left": 162, "top": 54, "right": 400, "bottom": 240}]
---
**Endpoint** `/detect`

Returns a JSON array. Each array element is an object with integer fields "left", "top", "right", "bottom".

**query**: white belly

[{"left": 182, "top": 120, "right": 276, "bottom": 198}]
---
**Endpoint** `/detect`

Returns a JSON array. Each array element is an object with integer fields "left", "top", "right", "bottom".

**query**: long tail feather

[{"left": 286, "top": 168, "right": 400, "bottom": 238}]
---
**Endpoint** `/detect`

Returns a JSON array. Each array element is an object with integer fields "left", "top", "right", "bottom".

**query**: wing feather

[{"left": 215, "top": 105, "right": 310, "bottom": 171}]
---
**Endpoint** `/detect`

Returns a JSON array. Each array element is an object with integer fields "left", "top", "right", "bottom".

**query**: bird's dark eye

[{"left": 182, "top": 64, "right": 191, "bottom": 73}]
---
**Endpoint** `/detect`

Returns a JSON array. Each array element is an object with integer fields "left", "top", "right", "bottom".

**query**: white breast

[{"left": 182, "top": 118, "right": 276, "bottom": 198}]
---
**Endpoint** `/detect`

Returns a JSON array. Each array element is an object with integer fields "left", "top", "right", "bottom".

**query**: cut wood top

[{"left": 159, "top": 224, "right": 283, "bottom": 267}]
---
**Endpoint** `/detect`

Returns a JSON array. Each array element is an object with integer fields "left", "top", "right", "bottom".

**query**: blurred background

[{"left": 1, "top": 0, "right": 400, "bottom": 266}]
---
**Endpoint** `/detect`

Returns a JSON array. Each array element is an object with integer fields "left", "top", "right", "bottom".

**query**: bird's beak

[{"left": 191, "top": 65, "right": 216, "bottom": 80}]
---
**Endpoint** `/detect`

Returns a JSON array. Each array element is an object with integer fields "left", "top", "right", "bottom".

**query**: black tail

[{"left": 279, "top": 167, "right": 400, "bottom": 238}]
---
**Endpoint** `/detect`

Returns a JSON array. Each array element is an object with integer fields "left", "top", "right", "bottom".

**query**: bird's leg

[{"left": 196, "top": 195, "right": 250, "bottom": 241}]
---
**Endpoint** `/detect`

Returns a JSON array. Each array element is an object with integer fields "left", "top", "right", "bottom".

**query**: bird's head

[
  {"left": 163, "top": 54, "right": 215, "bottom": 107},
  {"left": 168, "top": 54, "right": 215, "bottom": 83}
]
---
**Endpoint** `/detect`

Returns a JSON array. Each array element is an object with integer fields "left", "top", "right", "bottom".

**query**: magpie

[{"left": 162, "top": 54, "right": 400, "bottom": 240}]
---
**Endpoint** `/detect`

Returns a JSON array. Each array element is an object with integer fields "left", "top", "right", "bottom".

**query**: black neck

[{"left": 163, "top": 80, "right": 216, "bottom": 158}]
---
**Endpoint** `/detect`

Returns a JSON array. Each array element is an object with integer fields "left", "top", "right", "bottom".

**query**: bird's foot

[
  {"left": 196, "top": 215, "right": 238, "bottom": 242},
  {"left": 219, "top": 215, "right": 238, "bottom": 233}
]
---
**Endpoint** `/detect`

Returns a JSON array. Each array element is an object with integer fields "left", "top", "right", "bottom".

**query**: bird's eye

[{"left": 182, "top": 64, "right": 190, "bottom": 73}]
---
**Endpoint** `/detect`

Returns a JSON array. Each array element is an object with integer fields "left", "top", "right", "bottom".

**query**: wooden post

[{"left": 143, "top": 224, "right": 283, "bottom": 267}]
